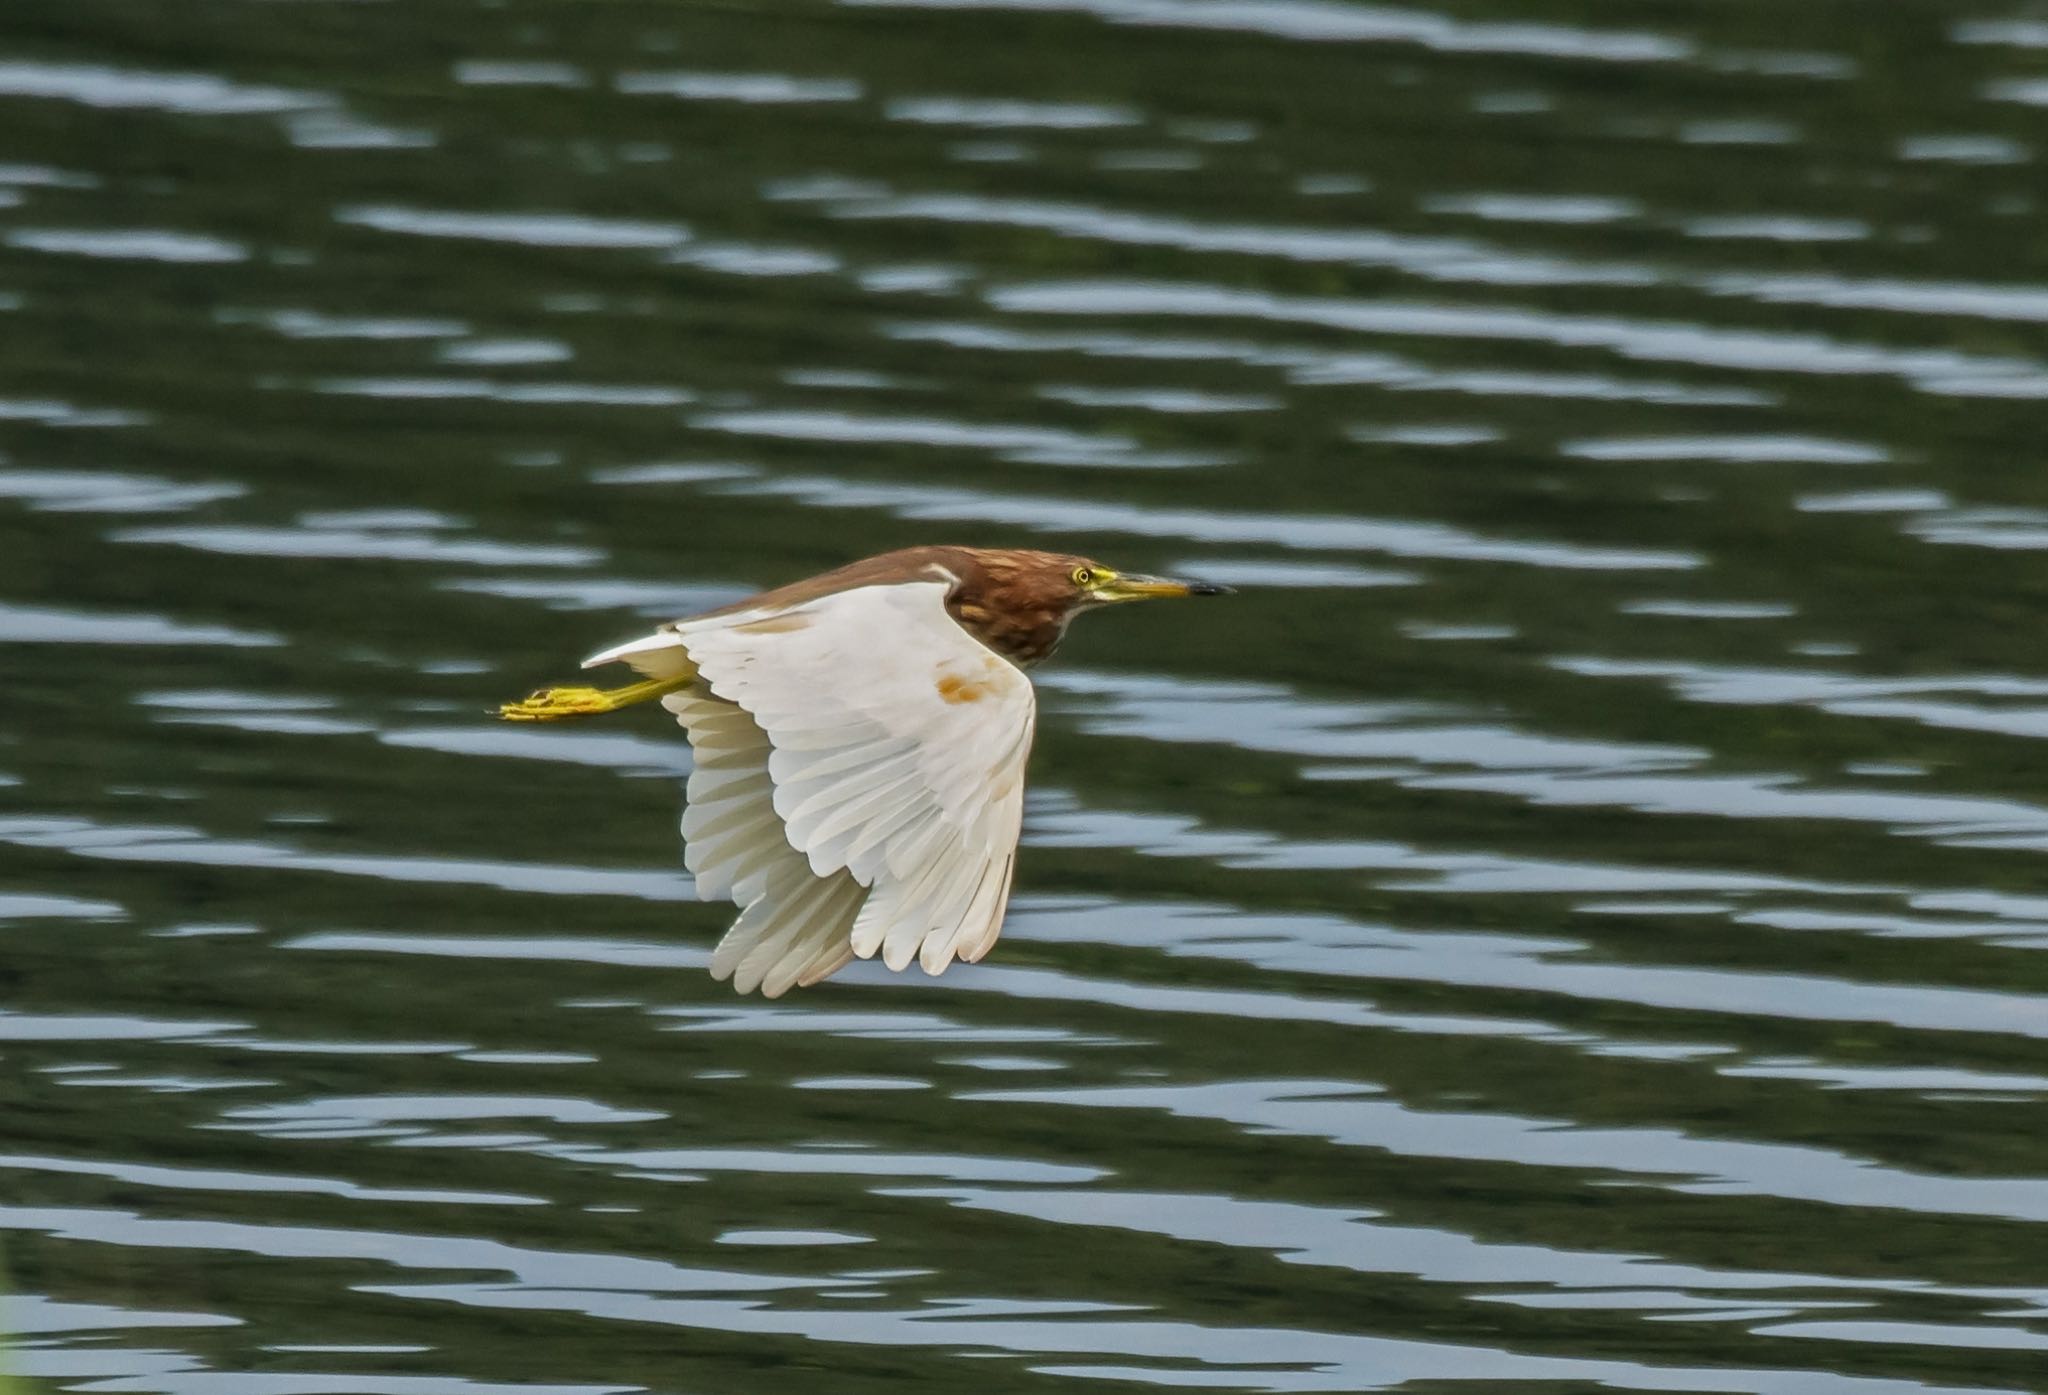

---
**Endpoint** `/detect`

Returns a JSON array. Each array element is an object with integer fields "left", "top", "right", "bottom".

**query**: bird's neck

[{"left": 945, "top": 597, "right": 1068, "bottom": 667}]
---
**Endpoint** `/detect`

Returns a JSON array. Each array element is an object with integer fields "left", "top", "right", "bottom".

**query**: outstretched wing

[
  {"left": 662, "top": 685, "right": 865, "bottom": 996},
  {"left": 675, "top": 580, "right": 1035, "bottom": 979}
]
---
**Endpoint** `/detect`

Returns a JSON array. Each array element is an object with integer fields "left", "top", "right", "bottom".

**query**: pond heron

[{"left": 499, "top": 546, "right": 1230, "bottom": 996}]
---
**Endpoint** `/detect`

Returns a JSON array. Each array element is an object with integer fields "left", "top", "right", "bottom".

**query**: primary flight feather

[{"left": 499, "top": 545, "right": 1228, "bottom": 996}]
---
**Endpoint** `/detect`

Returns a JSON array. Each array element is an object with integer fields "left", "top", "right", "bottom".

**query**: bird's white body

[{"left": 588, "top": 581, "right": 1036, "bottom": 996}]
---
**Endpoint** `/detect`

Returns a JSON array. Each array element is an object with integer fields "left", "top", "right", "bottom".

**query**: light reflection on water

[{"left": 4, "top": 2, "right": 2048, "bottom": 1392}]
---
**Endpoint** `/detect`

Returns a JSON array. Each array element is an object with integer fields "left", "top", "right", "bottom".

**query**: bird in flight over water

[{"left": 499, "top": 546, "right": 1230, "bottom": 997}]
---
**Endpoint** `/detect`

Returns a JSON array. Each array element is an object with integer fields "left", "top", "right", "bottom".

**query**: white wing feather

[
  {"left": 662, "top": 685, "right": 868, "bottom": 996},
  {"left": 584, "top": 629, "right": 692, "bottom": 678},
  {"left": 674, "top": 581, "right": 1035, "bottom": 981}
]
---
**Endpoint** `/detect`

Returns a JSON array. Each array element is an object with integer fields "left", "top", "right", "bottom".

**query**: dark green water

[{"left": 6, "top": 1, "right": 2048, "bottom": 1390}]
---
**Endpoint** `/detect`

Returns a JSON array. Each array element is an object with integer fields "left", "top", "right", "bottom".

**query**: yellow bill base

[{"left": 495, "top": 677, "right": 689, "bottom": 722}]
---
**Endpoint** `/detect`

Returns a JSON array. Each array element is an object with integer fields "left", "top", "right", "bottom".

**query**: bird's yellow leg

[{"left": 496, "top": 676, "right": 690, "bottom": 722}]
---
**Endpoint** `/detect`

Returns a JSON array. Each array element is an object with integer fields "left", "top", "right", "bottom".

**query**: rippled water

[{"left": 6, "top": 1, "right": 2048, "bottom": 1391}]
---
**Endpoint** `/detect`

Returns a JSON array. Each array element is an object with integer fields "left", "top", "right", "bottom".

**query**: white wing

[
  {"left": 677, "top": 580, "right": 1035, "bottom": 977},
  {"left": 662, "top": 685, "right": 866, "bottom": 996}
]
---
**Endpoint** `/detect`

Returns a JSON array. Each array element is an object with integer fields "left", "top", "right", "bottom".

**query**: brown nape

[{"left": 685, "top": 545, "right": 1096, "bottom": 666}]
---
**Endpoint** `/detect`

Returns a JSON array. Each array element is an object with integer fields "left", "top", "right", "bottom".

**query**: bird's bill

[{"left": 1093, "top": 572, "right": 1234, "bottom": 602}]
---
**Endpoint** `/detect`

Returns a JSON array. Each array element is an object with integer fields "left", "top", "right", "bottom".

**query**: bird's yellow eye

[{"left": 1072, "top": 566, "right": 1095, "bottom": 587}]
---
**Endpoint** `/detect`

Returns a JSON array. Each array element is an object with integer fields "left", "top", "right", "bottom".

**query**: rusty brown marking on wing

[
  {"left": 936, "top": 672, "right": 991, "bottom": 704},
  {"left": 733, "top": 611, "right": 813, "bottom": 635}
]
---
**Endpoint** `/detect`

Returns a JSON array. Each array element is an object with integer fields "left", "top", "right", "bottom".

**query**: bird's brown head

[{"left": 912, "top": 546, "right": 1230, "bottom": 665}]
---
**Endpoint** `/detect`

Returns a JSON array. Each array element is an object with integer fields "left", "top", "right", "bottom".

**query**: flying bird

[{"left": 499, "top": 546, "right": 1229, "bottom": 996}]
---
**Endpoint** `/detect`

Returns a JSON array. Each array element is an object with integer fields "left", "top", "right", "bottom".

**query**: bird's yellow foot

[{"left": 496, "top": 677, "right": 687, "bottom": 722}]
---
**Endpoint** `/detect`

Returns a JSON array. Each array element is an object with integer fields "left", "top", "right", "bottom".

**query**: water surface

[{"left": 5, "top": 1, "right": 2048, "bottom": 1391}]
